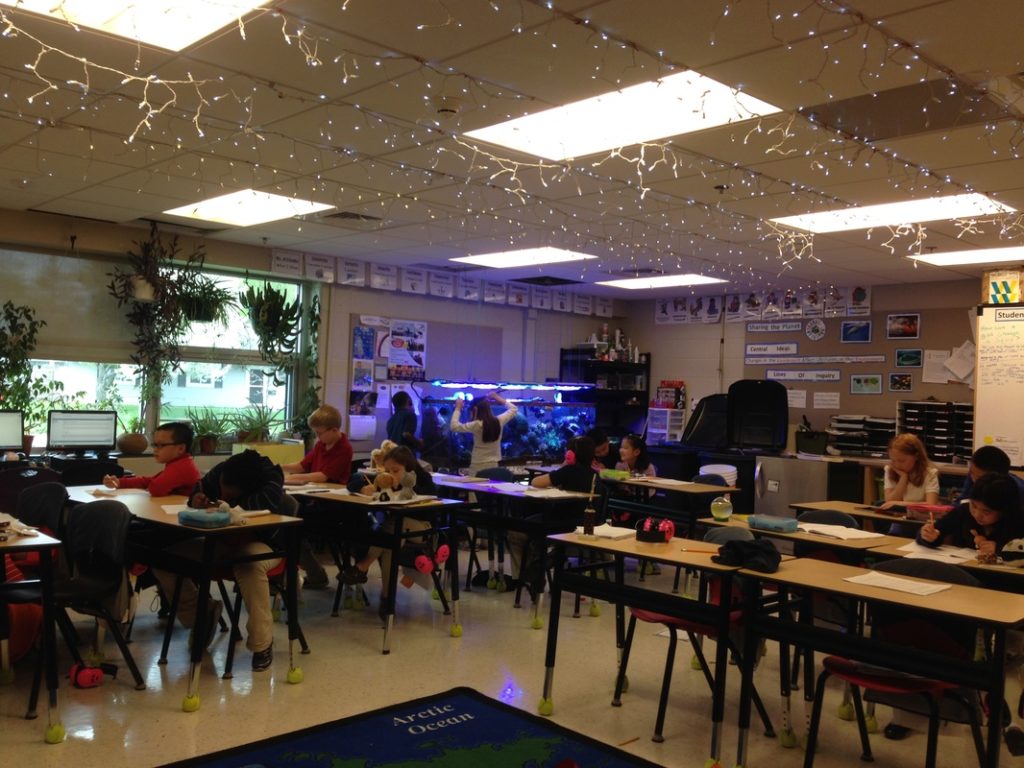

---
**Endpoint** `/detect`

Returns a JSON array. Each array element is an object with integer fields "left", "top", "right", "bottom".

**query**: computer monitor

[
  {"left": 46, "top": 410, "right": 118, "bottom": 456},
  {"left": 0, "top": 410, "right": 24, "bottom": 451}
]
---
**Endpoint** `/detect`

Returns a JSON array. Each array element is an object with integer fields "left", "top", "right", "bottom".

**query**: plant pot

[
  {"left": 117, "top": 432, "right": 149, "bottom": 454},
  {"left": 197, "top": 435, "right": 219, "bottom": 454},
  {"left": 129, "top": 275, "right": 157, "bottom": 303},
  {"left": 182, "top": 297, "right": 216, "bottom": 323},
  {"left": 236, "top": 429, "right": 266, "bottom": 444}
]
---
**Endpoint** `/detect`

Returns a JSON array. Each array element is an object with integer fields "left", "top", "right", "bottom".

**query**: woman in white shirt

[{"left": 450, "top": 391, "right": 518, "bottom": 475}]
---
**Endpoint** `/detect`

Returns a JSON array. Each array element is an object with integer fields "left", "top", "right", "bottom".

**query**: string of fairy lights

[{"left": 0, "top": 0, "right": 1022, "bottom": 293}]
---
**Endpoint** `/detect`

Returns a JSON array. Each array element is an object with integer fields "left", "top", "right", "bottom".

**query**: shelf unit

[
  {"left": 647, "top": 408, "right": 685, "bottom": 444},
  {"left": 897, "top": 400, "right": 974, "bottom": 463},
  {"left": 559, "top": 348, "right": 651, "bottom": 439}
]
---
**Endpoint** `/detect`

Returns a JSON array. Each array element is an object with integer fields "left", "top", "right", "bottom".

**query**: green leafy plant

[
  {"left": 178, "top": 270, "right": 236, "bottom": 325},
  {"left": 239, "top": 280, "right": 301, "bottom": 383},
  {"left": 0, "top": 300, "right": 67, "bottom": 433},
  {"left": 232, "top": 404, "right": 284, "bottom": 443},
  {"left": 186, "top": 406, "right": 232, "bottom": 438}
]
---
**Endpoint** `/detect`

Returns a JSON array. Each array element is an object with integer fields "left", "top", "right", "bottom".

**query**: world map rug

[{"left": 162, "top": 686, "right": 661, "bottom": 767}]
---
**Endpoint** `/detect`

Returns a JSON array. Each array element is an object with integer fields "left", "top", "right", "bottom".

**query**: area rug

[{"left": 163, "top": 686, "right": 660, "bottom": 767}]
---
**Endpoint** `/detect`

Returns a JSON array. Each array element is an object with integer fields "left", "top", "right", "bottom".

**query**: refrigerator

[{"left": 754, "top": 455, "right": 829, "bottom": 517}]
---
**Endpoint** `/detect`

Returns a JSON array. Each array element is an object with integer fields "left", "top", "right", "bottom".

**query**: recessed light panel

[
  {"left": 451, "top": 247, "right": 597, "bottom": 269},
  {"left": 596, "top": 274, "right": 728, "bottom": 290},
  {"left": 164, "top": 190, "right": 332, "bottom": 227},
  {"left": 910, "top": 246, "right": 1024, "bottom": 267},
  {"left": 464, "top": 71, "right": 781, "bottom": 161}
]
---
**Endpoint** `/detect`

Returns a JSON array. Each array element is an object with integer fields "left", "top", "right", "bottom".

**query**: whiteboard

[{"left": 974, "top": 304, "right": 1024, "bottom": 461}]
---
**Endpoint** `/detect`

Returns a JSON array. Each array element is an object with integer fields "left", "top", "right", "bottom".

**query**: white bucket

[{"left": 700, "top": 463, "right": 737, "bottom": 485}]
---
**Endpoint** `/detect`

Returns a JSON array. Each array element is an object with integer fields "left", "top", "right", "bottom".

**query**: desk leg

[
  {"left": 446, "top": 516, "right": 463, "bottom": 638},
  {"left": 285, "top": 526, "right": 304, "bottom": 684},
  {"left": 183, "top": 537, "right": 216, "bottom": 713},
  {"left": 707, "top": 572, "right": 732, "bottom": 766},
  {"left": 538, "top": 543, "right": 565, "bottom": 716},
  {"left": 531, "top": 535, "right": 545, "bottom": 630},
  {"left": 987, "top": 629, "right": 1008, "bottom": 768},
  {"left": 614, "top": 555, "right": 626, "bottom": 667},
  {"left": 735, "top": 583, "right": 761, "bottom": 768},
  {"left": 39, "top": 546, "right": 63, "bottom": 743},
  {"left": 776, "top": 585, "right": 797, "bottom": 747},
  {"left": 382, "top": 512, "right": 402, "bottom": 655}
]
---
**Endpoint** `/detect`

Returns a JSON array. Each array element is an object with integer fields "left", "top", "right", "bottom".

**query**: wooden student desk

[
  {"left": 289, "top": 485, "right": 465, "bottom": 654},
  {"left": 66, "top": 485, "right": 304, "bottom": 710},
  {"left": 539, "top": 531, "right": 750, "bottom": 766},
  {"left": 733, "top": 557, "right": 1024, "bottom": 768},
  {"left": 699, "top": 516, "right": 909, "bottom": 554},
  {"left": 869, "top": 541, "right": 1024, "bottom": 592},
  {"left": 433, "top": 474, "right": 594, "bottom": 624},
  {"left": 790, "top": 499, "right": 925, "bottom": 530},
  {"left": 0, "top": 529, "right": 62, "bottom": 742}
]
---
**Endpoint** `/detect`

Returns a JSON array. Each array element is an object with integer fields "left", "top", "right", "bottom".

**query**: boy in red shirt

[
  {"left": 103, "top": 422, "right": 200, "bottom": 496},
  {"left": 280, "top": 405, "right": 352, "bottom": 588}
]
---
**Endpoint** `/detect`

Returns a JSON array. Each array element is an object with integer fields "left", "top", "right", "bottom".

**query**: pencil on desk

[{"left": 680, "top": 546, "right": 719, "bottom": 553}]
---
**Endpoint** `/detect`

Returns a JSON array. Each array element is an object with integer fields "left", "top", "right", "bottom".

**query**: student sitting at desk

[
  {"left": 586, "top": 428, "right": 612, "bottom": 471},
  {"left": 918, "top": 473, "right": 1024, "bottom": 556},
  {"left": 152, "top": 450, "right": 285, "bottom": 672},
  {"left": 340, "top": 446, "right": 437, "bottom": 618},
  {"left": 103, "top": 422, "right": 200, "bottom": 496},
  {"left": 880, "top": 433, "right": 939, "bottom": 509},
  {"left": 615, "top": 434, "right": 656, "bottom": 478},
  {"left": 958, "top": 445, "right": 1024, "bottom": 507}
]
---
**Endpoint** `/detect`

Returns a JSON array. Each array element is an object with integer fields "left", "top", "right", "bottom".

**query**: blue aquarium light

[{"left": 429, "top": 379, "right": 593, "bottom": 392}]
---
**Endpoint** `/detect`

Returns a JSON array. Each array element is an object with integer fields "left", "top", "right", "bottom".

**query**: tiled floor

[{"left": 1, "top": 558, "right": 1015, "bottom": 767}]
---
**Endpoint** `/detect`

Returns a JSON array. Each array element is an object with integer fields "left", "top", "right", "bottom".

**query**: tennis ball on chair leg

[
  {"left": 182, "top": 694, "right": 201, "bottom": 712},
  {"left": 537, "top": 697, "right": 554, "bottom": 716},
  {"left": 287, "top": 666, "right": 304, "bottom": 684},
  {"left": 45, "top": 722, "right": 65, "bottom": 743}
]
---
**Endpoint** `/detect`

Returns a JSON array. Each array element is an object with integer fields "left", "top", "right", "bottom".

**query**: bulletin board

[{"left": 742, "top": 308, "right": 973, "bottom": 428}]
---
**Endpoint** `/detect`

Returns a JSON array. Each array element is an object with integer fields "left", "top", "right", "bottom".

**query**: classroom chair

[
  {"left": 803, "top": 559, "right": 986, "bottom": 768},
  {"left": 611, "top": 526, "right": 775, "bottom": 743}
]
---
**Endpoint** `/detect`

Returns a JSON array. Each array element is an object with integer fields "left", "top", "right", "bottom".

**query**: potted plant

[
  {"left": 178, "top": 271, "right": 236, "bottom": 325},
  {"left": 116, "top": 416, "right": 149, "bottom": 455},
  {"left": 232, "top": 404, "right": 284, "bottom": 443},
  {"left": 186, "top": 406, "right": 231, "bottom": 454},
  {"left": 0, "top": 300, "right": 67, "bottom": 452},
  {"left": 239, "top": 281, "right": 301, "bottom": 379}
]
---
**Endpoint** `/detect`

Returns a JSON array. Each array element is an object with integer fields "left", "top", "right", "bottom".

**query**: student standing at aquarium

[{"left": 450, "top": 391, "right": 518, "bottom": 475}]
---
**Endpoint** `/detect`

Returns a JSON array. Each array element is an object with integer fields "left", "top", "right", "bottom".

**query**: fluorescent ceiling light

[
  {"left": 464, "top": 71, "right": 781, "bottom": 161},
  {"left": 910, "top": 246, "right": 1024, "bottom": 267},
  {"left": 0, "top": 1, "right": 264, "bottom": 52},
  {"left": 164, "top": 189, "right": 332, "bottom": 227},
  {"left": 450, "top": 247, "right": 597, "bottom": 269},
  {"left": 596, "top": 273, "right": 728, "bottom": 290},
  {"left": 771, "top": 193, "right": 1015, "bottom": 233}
]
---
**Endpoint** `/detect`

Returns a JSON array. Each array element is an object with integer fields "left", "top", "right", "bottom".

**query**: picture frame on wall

[
  {"left": 889, "top": 372, "right": 913, "bottom": 392},
  {"left": 840, "top": 320, "right": 872, "bottom": 343},
  {"left": 895, "top": 348, "right": 923, "bottom": 367},
  {"left": 850, "top": 373, "right": 883, "bottom": 395},
  {"left": 887, "top": 313, "right": 920, "bottom": 339}
]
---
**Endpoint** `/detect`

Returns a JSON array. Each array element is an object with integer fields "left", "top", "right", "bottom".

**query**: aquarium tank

[{"left": 420, "top": 397, "right": 596, "bottom": 471}]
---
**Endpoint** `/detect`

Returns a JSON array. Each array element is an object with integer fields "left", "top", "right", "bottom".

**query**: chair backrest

[
  {"left": 693, "top": 472, "right": 728, "bottom": 487},
  {"left": 280, "top": 492, "right": 299, "bottom": 517},
  {"left": 15, "top": 481, "right": 69, "bottom": 536},
  {"left": 0, "top": 467, "right": 63, "bottom": 515},
  {"left": 871, "top": 558, "right": 981, "bottom": 659},
  {"left": 477, "top": 466, "right": 514, "bottom": 482},
  {"left": 704, "top": 526, "right": 754, "bottom": 545},
  {"left": 65, "top": 500, "right": 132, "bottom": 568},
  {"left": 797, "top": 508, "right": 860, "bottom": 528}
]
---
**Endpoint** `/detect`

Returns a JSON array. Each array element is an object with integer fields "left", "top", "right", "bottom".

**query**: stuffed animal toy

[{"left": 373, "top": 469, "right": 416, "bottom": 502}]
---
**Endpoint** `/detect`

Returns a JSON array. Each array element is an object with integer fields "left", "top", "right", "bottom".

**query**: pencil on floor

[{"left": 617, "top": 736, "right": 640, "bottom": 747}]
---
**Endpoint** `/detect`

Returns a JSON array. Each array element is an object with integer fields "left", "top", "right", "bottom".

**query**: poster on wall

[
  {"left": 801, "top": 288, "right": 823, "bottom": 317},
  {"left": 779, "top": 289, "right": 802, "bottom": 317},
  {"left": 428, "top": 271, "right": 454, "bottom": 298},
  {"left": 457, "top": 276, "right": 480, "bottom": 302},
  {"left": 370, "top": 263, "right": 398, "bottom": 291},
  {"left": 387, "top": 319, "right": 427, "bottom": 381},
  {"left": 725, "top": 294, "right": 744, "bottom": 323},
  {"left": 742, "top": 292, "right": 763, "bottom": 320},
  {"left": 531, "top": 286, "right": 551, "bottom": 310},
  {"left": 352, "top": 359, "right": 373, "bottom": 390},
  {"left": 688, "top": 296, "right": 706, "bottom": 322},
  {"left": 594, "top": 296, "right": 613, "bottom": 317},
  {"left": 271, "top": 249, "right": 303, "bottom": 277},
  {"left": 573, "top": 294, "right": 593, "bottom": 315},
  {"left": 553, "top": 290, "right": 571, "bottom": 312},
  {"left": 400, "top": 268, "right": 427, "bottom": 295},
  {"left": 352, "top": 326, "right": 375, "bottom": 360},
  {"left": 338, "top": 259, "right": 366, "bottom": 287},
  {"left": 655, "top": 299, "right": 672, "bottom": 324},
  {"left": 848, "top": 285, "right": 872, "bottom": 316},
  {"left": 824, "top": 286, "right": 847, "bottom": 317},
  {"left": 483, "top": 281, "right": 507, "bottom": 304},
  {"left": 704, "top": 296, "right": 722, "bottom": 323},
  {"left": 989, "top": 269, "right": 1021, "bottom": 303},
  {"left": 761, "top": 290, "right": 782, "bottom": 319},
  {"left": 305, "top": 253, "right": 335, "bottom": 282},
  {"left": 508, "top": 283, "right": 530, "bottom": 307}
]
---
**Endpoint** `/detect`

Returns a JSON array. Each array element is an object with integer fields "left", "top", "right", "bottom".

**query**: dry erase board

[{"left": 974, "top": 304, "right": 1024, "bottom": 461}]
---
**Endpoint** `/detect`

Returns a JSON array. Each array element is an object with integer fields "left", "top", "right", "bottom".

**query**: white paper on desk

[
  {"left": 523, "top": 488, "right": 576, "bottom": 498},
  {"left": 574, "top": 523, "right": 633, "bottom": 540},
  {"left": 797, "top": 523, "right": 884, "bottom": 540},
  {"left": 369, "top": 493, "right": 436, "bottom": 505},
  {"left": 433, "top": 474, "right": 483, "bottom": 483},
  {"left": 325, "top": 488, "right": 351, "bottom": 496},
  {"left": 896, "top": 541, "right": 976, "bottom": 562},
  {"left": 0, "top": 512, "right": 38, "bottom": 536},
  {"left": 162, "top": 504, "right": 190, "bottom": 515},
  {"left": 844, "top": 571, "right": 951, "bottom": 595},
  {"left": 638, "top": 477, "right": 693, "bottom": 486},
  {"left": 484, "top": 481, "right": 528, "bottom": 493}
]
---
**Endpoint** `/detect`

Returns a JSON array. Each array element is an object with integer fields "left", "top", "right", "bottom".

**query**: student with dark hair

[
  {"left": 615, "top": 433, "right": 655, "bottom": 478},
  {"left": 104, "top": 421, "right": 199, "bottom": 496},
  {"left": 151, "top": 449, "right": 286, "bottom": 672},
  {"left": 450, "top": 391, "right": 517, "bottom": 475},
  {"left": 918, "top": 473, "right": 1024, "bottom": 555},
  {"left": 959, "top": 445, "right": 1024, "bottom": 502},
  {"left": 386, "top": 390, "right": 419, "bottom": 452},
  {"left": 586, "top": 427, "right": 612, "bottom": 470}
]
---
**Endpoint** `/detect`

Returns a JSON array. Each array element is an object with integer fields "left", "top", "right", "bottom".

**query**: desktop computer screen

[
  {"left": 0, "top": 410, "right": 24, "bottom": 451},
  {"left": 47, "top": 410, "right": 118, "bottom": 455}
]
